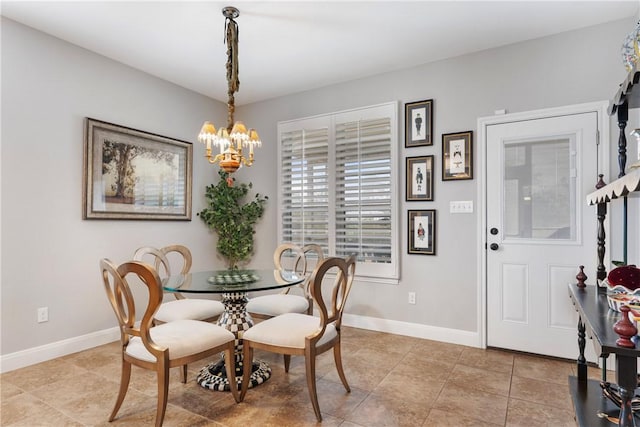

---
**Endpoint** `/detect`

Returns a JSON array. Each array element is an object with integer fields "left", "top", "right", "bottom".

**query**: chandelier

[{"left": 197, "top": 6, "right": 261, "bottom": 174}]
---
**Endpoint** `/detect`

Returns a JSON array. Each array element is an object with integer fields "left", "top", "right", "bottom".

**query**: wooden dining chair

[
  {"left": 100, "top": 259, "right": 239, "bottom": 427},
  {"left": 240, "top": 255, "right": 356, "bottom": 422},
  {"left": 246, "top": 243, "right": 325, "bottom": 319},
  {"left": 133, "top": 244, "right": 224, "bottom": 324}
]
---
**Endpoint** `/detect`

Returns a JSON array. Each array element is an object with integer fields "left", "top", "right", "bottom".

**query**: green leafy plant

[{"left": 198, "top": 170, "right": 268, "bottom": 269}]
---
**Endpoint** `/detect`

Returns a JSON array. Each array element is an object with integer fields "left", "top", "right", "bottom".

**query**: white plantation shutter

[
  {"left": 280, "top": 127, "right": 329, "bottom": 247},
  {"left": 335, "top": 117, "right": 392, "bottom": 264},
  {"left": 278, "top": 102, "right": 398, "bottom": 280}
]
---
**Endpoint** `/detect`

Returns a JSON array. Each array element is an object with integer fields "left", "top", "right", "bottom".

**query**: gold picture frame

[
  {"left": 405, "top": 99, "right": 434, "bottom": 147},
  {"left": 408, "top": 209, "right": 436, "bottom": 255},
  {"left": 406, "top": 155, "right": 434, "bottom": 201},
  {"left": 83, "top": 118, "right": 193, "bottom": 220},
  {"left": 442, "top": 130, "right": 473, "bottom": 181}
]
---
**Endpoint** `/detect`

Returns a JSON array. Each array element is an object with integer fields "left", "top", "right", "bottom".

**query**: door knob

[
  {"left": 490, "top": 243, "right": 499, "bottom": 251},
  {"left": 490, "top": 228, "right": 499, "bottom": 235}
]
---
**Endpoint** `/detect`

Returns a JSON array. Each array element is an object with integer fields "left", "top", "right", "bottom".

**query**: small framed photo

[
  {"left": 442, "top": 130, "right": 473, "bottom": 181},
  {"left": 408, "top": 209, "right": 436, "bottom": 255},
  {"left": 406, "top": 155, "right": 434, "bottom": 201},
  {"left": 404, "top": 99, "right": 433, "bottom": 147},
  {"left": 83, "top": 118, "right": 193, "bottom": 220}
]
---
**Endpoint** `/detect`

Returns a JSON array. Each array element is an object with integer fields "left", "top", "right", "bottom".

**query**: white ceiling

[{"left": 2, "top": 1, "right": 638, "bottom": 105}]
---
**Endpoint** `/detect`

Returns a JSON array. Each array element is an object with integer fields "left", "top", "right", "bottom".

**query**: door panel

[
  {"left": 487, "top": 112, "right": 599, "bottom": 359},
  {"left": 502, "top": 264, "right": 528, "bottom": 323}
]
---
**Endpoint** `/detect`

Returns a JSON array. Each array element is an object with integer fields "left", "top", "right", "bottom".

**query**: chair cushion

[
  {"left": 154, "top": 299, "right": 224, "bottom": 322},
  {"left": 243, "top": 313, "right": 337, "bottom": 349},
  {"left": 126, "top": 320, "right": 234, "bottom": 362},
  {"left": 246, "top": 294, "right": 309, "bottom": 317}
]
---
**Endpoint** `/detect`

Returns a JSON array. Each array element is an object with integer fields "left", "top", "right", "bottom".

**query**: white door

[{"left": 486, "top": 111, "right": 601, "bottom": 359}]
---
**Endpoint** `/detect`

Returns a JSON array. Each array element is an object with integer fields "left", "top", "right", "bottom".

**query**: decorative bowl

[
  {"left": 607, "top": 265, "right": 640, "bottom": 291},
  {"left": 607, "top": 293, "right": 637, "bottom": 312}
]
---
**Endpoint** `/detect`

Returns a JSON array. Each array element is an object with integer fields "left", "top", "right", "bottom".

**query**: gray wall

[
  {"left": 2, "top": 16, "right": 637, "bottom": 358},
  {"left": 237, "top": 17, "right": 637, "bottom": 332},
  {"left": 0, "top": 18, "right": 231, "bottom": 354}
]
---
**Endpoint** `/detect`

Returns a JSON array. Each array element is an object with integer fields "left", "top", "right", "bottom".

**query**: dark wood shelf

[
  {"left": 569, "top": 377, "right": 640, "bottom": 426},
  {"left": 569, "top": 286, "right": 639, "bottom": 358},
  {"left": 569, "top": 285, "right": 640, "bottom": 426}
]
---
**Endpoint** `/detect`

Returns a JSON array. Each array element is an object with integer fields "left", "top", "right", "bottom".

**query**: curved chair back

[
  {"left": 274, "top": 243, "right": 306, "bottom": 275},
  {"left": 100, "top": 259, "right": 163, "bottom": 352},
  {"left": 134, "top": 244, "right": 192, "bottom": 300},
  {"left": 273, "top": 243, "right": 306, "bottom": 292},
  {"left": 300, "top": 244, "right": 324, "bottom": 273},
  {"left": 133, "top": 246, "right": 172, "bottom": 277},
  {"left": 160, "top": 244, "right": 192, "bottom": 275},
  {"left": 299, "top": 244, "right": 325, "bottom": 298},
  {"left": 308, "top": 255, "right": 356, "bottom": 337}
]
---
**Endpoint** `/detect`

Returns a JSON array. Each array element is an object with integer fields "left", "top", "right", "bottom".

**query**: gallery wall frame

[
  {"left": 404, "top": 99, "right": 433, "bottom": 147},
  {"left": 442, "top": 130, "right": 473, "bottom": 181},
  {"left": 83, "top": 118, "right": 193, "bottom": 220},
  {"left": 408, "top": 209, "right": 436, "bottom": 255},
  {"left": 406, "top": 155, "right": 434, "bottom": 201}
]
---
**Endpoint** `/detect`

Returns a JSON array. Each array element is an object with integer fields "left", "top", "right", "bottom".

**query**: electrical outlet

[
  {"left": 408, "top": 292, "right": 416, "bottom": 305},
  {"left": 37, "top": 307, "right": 48, "bottom": 323}
]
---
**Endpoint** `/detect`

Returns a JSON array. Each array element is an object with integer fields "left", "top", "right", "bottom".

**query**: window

[{"left": 277, "top": 102, "right": 399, "bottom": 280}]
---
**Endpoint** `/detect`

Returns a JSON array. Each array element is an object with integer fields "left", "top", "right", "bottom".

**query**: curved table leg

[{"left": 196, "top": 291, "right": 271, "bottom": 391}]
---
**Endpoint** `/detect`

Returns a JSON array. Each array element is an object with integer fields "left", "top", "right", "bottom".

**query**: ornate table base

[
  {"left": 196, "top": 291, "right": 271, "bottom": 391},
  {"left": 197, "top": 358, "right": 270, "bottom": 391}
]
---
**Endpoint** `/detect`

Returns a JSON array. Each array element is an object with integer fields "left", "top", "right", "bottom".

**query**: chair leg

[
  {"left": 155, "top": 360, "right": 170, "bottom": 427},
  {"left": 109, "top": 359, "right": 132, "bottom": 421},
  {"left": 224, "top": 344, "right": 240, "bottom": 403},
  {"left": 284, "top": 354, "right": 291, "bottom": 372},
  {"left": 180, "top": 364, "right": 188, "bottom": 383},
  {"left": 333, "top": 340, "right": 351, "bottom": 392},
  {"left": 239, "top": 342, "right": 253, "bottom": 402},
  {"left": 304, "top": 350, "right": 322, "bottom": 422}
]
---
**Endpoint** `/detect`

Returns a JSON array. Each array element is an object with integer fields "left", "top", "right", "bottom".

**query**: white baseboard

[
  {"left": 342, "top": 313, "right": 482, "bottom": 348},
  {"left": 0, "top": 327, "right": 120, "bottom": 373},
  {"left": 1, "top": 316, "right": 481, "bottom": 373}
]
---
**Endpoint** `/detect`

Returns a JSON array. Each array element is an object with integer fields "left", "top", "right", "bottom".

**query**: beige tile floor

[{"left": 1, "top": 326, "right": 588, "bottom": 426}]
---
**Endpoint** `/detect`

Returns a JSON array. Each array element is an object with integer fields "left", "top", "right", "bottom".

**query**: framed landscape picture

[
  {"left": 404, "top": 99, "right": 433, "bottom": 147},
  {"left": 442, "top": 130, "right": 473, "bottom": 181},
  {"left": 408, "top": 209, "right": 436, "bottom": 255},
  {"left": 83, "top": 118, "right": 193, "bottom": 220},
  {"left": 406, "top": 155, "right": 434, "bottom": 201}
]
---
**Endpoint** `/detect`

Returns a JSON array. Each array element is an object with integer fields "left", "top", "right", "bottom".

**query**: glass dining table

[{"left": 162, "top": 269, "right": 304, "bottom": 392}]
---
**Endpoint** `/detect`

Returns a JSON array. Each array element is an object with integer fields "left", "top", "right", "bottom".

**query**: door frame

[{"left": 476, "top": 101, "right": 610, "bottom": 349}]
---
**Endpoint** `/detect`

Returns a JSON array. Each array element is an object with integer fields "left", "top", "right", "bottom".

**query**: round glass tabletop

[{"left": 162, "top": 269, "right": 304, "bottom": 294}]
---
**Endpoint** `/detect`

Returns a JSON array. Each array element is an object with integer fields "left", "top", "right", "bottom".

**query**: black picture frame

[
  {"left": 404, "top": 99, "right": 434, "bottom": 147},
  {"left": 406, "top": 155, "right": 434, "bottom": 201},
  {"left": 442, "top": 130, "right": 473, "bottom": 181},
  {"left": 408, "top": 209, "right": 436, "bottom": 255}
]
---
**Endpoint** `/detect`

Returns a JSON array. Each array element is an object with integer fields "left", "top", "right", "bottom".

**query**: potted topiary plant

[{"left": 198, "top": 170, "right": 268, "bottom": 270}]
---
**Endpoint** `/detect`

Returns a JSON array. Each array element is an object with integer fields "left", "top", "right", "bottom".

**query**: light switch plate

[{"left": 450, "top": 201, "right": 473, "bottom": 213}]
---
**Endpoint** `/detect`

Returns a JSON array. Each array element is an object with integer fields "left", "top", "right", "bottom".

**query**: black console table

[{"left": 568, "top": 285, "right": 639, "bottom": 426}]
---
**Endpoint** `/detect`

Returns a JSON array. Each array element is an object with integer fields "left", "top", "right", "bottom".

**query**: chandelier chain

[{"left": 225, "top": 14, "right": 239, "bottom": 130}]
